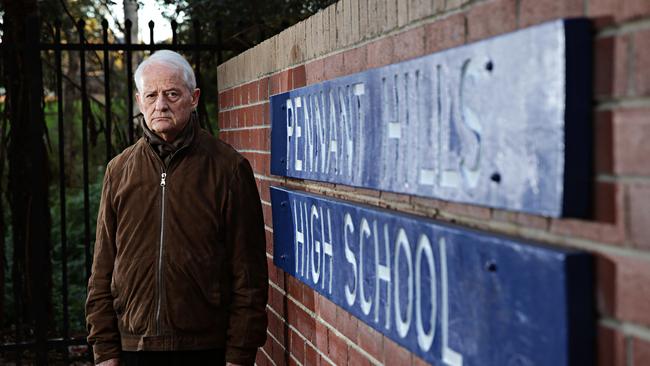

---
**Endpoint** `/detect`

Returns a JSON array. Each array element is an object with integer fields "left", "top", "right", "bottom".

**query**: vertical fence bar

[
  {"left": 126, "top": 19, "right": 134, "bottom": 145},
  {"left": 55, "top": 20, "right": 70, "bottom": 365},
  {"left": 78, "top": 19, "right": 92, "bottom": 283},
  {"left": 193, "top": 21, "right": 213, "bottom": 134},
  {"left": 149, "top": 20, "right": 155, "bottom": 54},
  {"left": 102, "top": 19, "right": 112, "bottom": 162},
  {"left": 171, "top": 20, "right": 178, "bottom": 45}
]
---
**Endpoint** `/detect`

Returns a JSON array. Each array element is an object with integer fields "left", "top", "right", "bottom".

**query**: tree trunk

[
  {"left": 124, "top": 0, "right": 139, "bottom": 43},
  {"left": 2, "top": 0, "right": 53, "bottom": 363}
]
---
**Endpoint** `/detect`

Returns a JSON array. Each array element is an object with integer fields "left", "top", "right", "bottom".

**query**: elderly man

[{"left": 86, "top": 50, "right": 268, "bottom": 366}]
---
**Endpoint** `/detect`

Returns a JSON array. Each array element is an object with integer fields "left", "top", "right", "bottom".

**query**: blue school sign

[
  {"left": 270, "top": 19, "right": 592, "bottom": 218},
  {"left": 271, "top": 187, "right": 594, "bottom": 366}
]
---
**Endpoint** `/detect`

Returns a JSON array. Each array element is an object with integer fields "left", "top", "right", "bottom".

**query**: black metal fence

[{"left": 0, "top": 18, "right": 222, "bottom": 365}]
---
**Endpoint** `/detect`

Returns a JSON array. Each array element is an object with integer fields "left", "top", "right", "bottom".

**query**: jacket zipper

[
  {"left": 150, "top": 144, "right": 189, "bottom": 336},
  {"left": 156, "top": 170, "right": 167, "bottom": 334}
]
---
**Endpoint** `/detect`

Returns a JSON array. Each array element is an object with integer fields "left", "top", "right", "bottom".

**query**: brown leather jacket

[{"left": 86, "top": 126, "right": 268, "bottom": 365}]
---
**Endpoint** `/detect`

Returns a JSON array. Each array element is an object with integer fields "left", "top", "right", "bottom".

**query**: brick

[
  {"left": 444, "top": 201, "right": 492, "bottom": 220},
  {"left": 594, "top": 111, "right": 614, "bottom": 174},
  {"left": 343, "top": 46, "right": 368, "bottom": 75},
  {"left": 263, "top": 334, "right": 273, "bottom": 357},
  {"left": 367, "top": 0, "right": 380, "bottom": 37},
  {"left": 265, "top": 230, "right": 274, "bottom": 255},
  {"left": 317, "top": 294, "right": 337, "bottom": 325},
  {"left": 256, "top": 349, "right": 269, "bottom": 366},
  {"left": 287, "top": 275, "right": 303, "bottom": 302},
  {"left": 296, "top": 303, "right": 316, "bottom": 342},
  {"left": 320, "top": 354, "right": 335, "bottom": 366},
  {"left": 594, "top": 182, "right": 619, "bottom": 224},
  {"left": 467, "top": 0, "right": 517, "bottom": 42},
  {"left": 359, "top": 0, "right": 369, "bottom": 39},
  {"left": 600, "top": 253, "right": 650, "bottom": 326},
  {"left": 328, "top": 5, "right": 337, "bottom": 54},
  {"left": 306, "top": 58, "right": 326, "bottom": 86},
  {"left": 232, "top": 86, "right": 241, "bottom": 107},
  {"left": 383, "top": 338, "right": 411, "bottom": 365},
  {"left": 612, "top": 108, "right": 650, "bottom": 175},
  {"left": 248, "top": 81, "right": 259, "bottom": 103},
  {"left": 589, "top": 0, "right": 650, "bottom": 23},
  {"left": 633, "top": 29, "right": 650, "bottom": 96},
  {"left": 290, "top": 329, "right": 306, "bottom": 364},
  {"left": 303, "top": 287, "right": 316, "bottom": 312},
  {"left": 356, "top": 322, "right": 383, "bottom": 361},
  {"left": 597, "top": 325, "right": 626, "bottom": 366},
  {"left": 335, "top": 307, "right": 358, "bottom": 341},
  {"left": 425, "top": 13, "right": 466, "bottom": 53},
  {"left": 491, "top": 209, "right": 517, "bottom": 223},
  {"left": 367, "top": 36, "right": 395, "bottom": 69},
  {"left": 349, "top": 0, "right": 360, "bottom": 44},
  {"left": 380, "top": 191, "right": 411, "bottom": 207},
  {"left": 633, "top": 337, "right": 650, "bottom": 366},
  {"left": 409, "top": 0, "right": 433, "bottom": 22},
  {"left": 268, "top": 308, "right": 286, "bottom": 344},
  {"left": 323, "top": 52, "right": 345, "bottom": 80},
  {"left": 397, "top": 0, "right": 409, "bottom": 27},
  {"left": 348, "top": 346, "right": 372, "bottom": 366},
  {"left": 550, "top": 178, "right": 626, "bottom": 244},
  {"left": 305, "top": 343, "right": 320, "bottom": 366},
  {"left": 327, "top": 331, "right": 348, "bottom": 365},
  {"left": 280, "top": 70, "right": 291, "bottom": 93},
  {"left": 292, "top": 65, "right": 307, "bottom": 89},
  {"left": 593, "top": 36, "right": 630, "bottom": 98},
  {"left": 445, "top": 0, "right": 468, "bottom": 10},
  {"left": 515, "top": 212, "right": 549, "bottom": 230},
  {"left": 271, "top": 335, "right": 286, "bottom": 366},
  {"left": 259, "top": 77, "right": 270, "bottom": 100},
  {"left": 392, "top": 26, "right": 426, "bottom": 62},
  {"left": 315, "top": 320, "right": 329, "bottom": 351},
  {"left": 334, "top": 184, "right": 381, "bottom": 198},
  {"left": 269, "top": 283, "right": 286, "bottom": 315},
  {"left": 628, "top": 183, "right": 650, "bottom": 249},
  {"left": 518, "top": 0, "right": 583, "bottom": 28},
  {"left": 384, "top": 0, "right": 398, "bottom": 32},
  {"left": 270, "top": 73, "right": 282, "bottom": 95},
  {"left": 336, "top": 1, "right": 347, "bottom": 48}
]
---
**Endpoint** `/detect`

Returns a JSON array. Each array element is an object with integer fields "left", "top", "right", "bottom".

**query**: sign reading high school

[
  {"left": 271, "top": 187, "right": 594, "bottom": 366},
  {"left": 270, "top": 19, "right": 592, "bottom": 218}
]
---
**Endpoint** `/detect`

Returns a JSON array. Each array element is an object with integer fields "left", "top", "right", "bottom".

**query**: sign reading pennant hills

[
  {"left": 270, "top": 19, "right": 592, "bottom": 218},
  {"left": 271, "top": 187, "right": 594, "bottom": 366}
]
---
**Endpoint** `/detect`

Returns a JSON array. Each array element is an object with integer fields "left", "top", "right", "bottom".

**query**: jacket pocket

[{"left": 110, "top": 276, "right": 124, "bottom": 315}]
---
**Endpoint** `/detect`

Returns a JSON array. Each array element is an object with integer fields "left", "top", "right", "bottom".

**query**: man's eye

[
  {"left": 166, "top": 91, "right": 179, "bottom": 98},
  {"left": 145, "top": 94, "right": 156, "bottom": 100}
]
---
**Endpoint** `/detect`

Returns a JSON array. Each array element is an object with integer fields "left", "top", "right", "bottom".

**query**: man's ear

[
  {"left": 191, "top": 88, "right": 201, "bottom": 108},
  {"left": 135, "top": 93, "right": 142, "bottom": 110}
]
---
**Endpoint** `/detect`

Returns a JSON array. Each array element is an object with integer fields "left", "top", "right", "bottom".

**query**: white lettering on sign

[
  {"left": 289, "top": 197, "right": 464, "bottom": 363},
  {"left": 285, "top": 58, "right": 492, "bottom": 196},
  {"left": 286, "top": 83, "right": 367, "bottom": 177},
  {"left": 292, "top": 200, "right": 334, "bottom": 294}
]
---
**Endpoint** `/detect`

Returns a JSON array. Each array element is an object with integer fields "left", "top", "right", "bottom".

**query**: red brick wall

[{"left": 217, "top": 0, "right": 650, "bottom": 365}]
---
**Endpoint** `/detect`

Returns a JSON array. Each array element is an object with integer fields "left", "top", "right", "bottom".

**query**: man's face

[{"left": 136, "top": 63, "right": 200, "bottom": 142}]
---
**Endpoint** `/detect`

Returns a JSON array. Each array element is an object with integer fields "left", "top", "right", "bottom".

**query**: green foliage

[{"left": 49, "top": 177, "right": 103, "bottom": 334}]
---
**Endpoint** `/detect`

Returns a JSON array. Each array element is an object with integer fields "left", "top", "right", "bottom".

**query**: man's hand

[
  {"left": 97, "top": 358, "right": 119, "bottom": 366},
  {"left": 225, "top": 363, "right": 243, "bottom": 366}
]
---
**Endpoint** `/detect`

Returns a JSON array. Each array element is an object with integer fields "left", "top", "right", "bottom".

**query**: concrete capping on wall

[{"left": 217, "top": 0, "right": 472, "bottom": 91}]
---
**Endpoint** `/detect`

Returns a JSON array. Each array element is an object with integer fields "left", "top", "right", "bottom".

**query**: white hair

[{"left": 134, "top": 50, "right": 196, "bottom": 93}]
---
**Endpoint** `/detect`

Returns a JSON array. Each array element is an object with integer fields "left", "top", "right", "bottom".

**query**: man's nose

[{"left": 154, "top": 95, "right": 169, "bottom": 111}]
